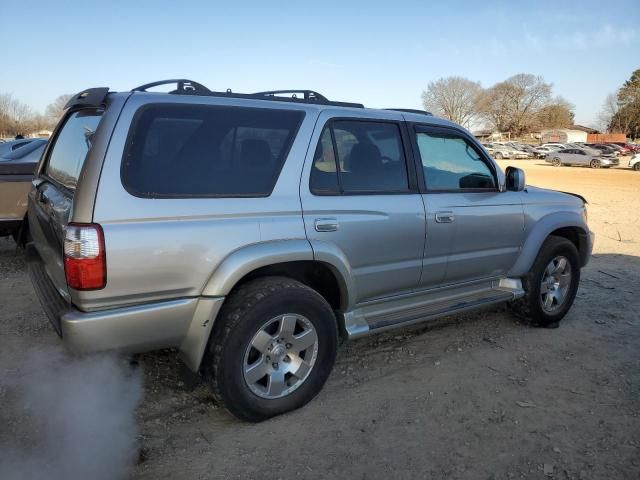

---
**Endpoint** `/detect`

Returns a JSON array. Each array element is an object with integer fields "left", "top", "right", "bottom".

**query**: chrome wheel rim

[
  {"left": 540, "top": 256, "right": 572, "bottom": 313},
  {"left": 243, "top": 314, "right": 319, "bottom": 399},
  {"left": 591, "top": 160, "right": 600, "bottom": 168},
  {"left": 552, "top": 158, "right": 560, "bottom": 166}
]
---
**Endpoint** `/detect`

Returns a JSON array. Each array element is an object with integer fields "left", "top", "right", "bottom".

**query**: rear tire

[
  {"left": 202, "top": 276, "right": 338, "bottom": 422},
  {"left": 509, "top": 236, "right": 580, "bottom": 327}
]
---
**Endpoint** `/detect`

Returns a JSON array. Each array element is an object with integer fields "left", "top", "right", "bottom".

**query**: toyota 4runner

[{"left": 26, "top": 80, "right": 593, "bottom": 421}]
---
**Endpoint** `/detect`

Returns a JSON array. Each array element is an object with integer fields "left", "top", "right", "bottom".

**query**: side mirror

[{"left": 505, "top": 166, "right": 525, "bottom": 192}]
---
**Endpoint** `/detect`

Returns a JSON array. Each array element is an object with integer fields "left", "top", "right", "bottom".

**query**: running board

[{"left": 344, "top": 278, "right": 524, "bottom": 339}]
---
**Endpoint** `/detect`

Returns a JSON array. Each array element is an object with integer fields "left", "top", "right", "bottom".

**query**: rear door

[
  {"left": 574, "top": 149, "right": 589, "bottom": 166},
  {"left": 28, "top": 109, "right": 103, "bottom": 299},
  {"left": 301, "top": 114, "right": 426, "bottom": 304}
]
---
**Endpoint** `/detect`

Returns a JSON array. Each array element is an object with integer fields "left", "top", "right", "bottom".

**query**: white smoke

[{"left": 0, "top": 348, "right": 143, "bottom": 480}]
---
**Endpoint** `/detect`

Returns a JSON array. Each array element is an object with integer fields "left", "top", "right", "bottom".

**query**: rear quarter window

[
  {"left": 121, "top": 104, "right": 304, "bottom": 197},
  {"left": 45, "top": 109, "right": 103, "bottom": 190}
]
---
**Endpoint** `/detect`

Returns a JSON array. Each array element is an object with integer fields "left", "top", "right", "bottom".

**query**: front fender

[{"left": 508, "top": 211, "right": 589, "bottom": 277}]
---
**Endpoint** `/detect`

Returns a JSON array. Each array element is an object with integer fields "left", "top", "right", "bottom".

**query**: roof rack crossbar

[
  {"left": 385, "top": 108, "right": 433, "bottom": 116},
  {"left": 132, "top": 79, "right": 211, "bottom": 94},
  {"left": 253, "top": 90, "right": 364, "bottom": 108},
  {"left": 253, "top": 90, "right": 329, "bottom": 102}
]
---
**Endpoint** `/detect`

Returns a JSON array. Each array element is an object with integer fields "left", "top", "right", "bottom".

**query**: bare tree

[
  {"left": 477, "top": 74, "right": 552, "bottom": 135},
  {"left": 0, "top": 93, "right": 36, "bottom": 137},
  {"left": 421, "top": 76, "right": 482, "bottom": 127},
  {"left": 45, "top": 94, "right": 73, "bottom": 127},
  {"left": 536, "top": 97, "right": 575, "bottom": 129},
  {"left": 597, "top": 92, "right": 622, "bottom": 132}
]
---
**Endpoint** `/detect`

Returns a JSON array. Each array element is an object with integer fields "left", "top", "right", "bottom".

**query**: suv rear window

[
  {"left": 122, "top": 104, "right": 304, "bottom": 197},
  {"left": 45, "top": 109, "right": 103, "bottom": 190}
]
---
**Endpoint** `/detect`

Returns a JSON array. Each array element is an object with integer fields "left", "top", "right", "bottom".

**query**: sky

[{"left": 1, "top": 0, "right": 638, "bottom": 128}]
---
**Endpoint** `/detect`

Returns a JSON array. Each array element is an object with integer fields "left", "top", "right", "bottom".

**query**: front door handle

[
  {"left": 314, "top": 218, "right": 338, "bottom": 232},
  {"left": 435, "top": 211, "right": 455, "bottom": 223}
]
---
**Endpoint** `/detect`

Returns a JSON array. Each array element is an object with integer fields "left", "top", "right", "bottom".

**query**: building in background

[{"left": 541, "top": 128, "right": 588, "bottom": 143}]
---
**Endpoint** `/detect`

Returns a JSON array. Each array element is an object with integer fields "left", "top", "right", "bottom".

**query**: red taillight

[{"left": 63, "top": 223, "right": 106, "bottom": 290}]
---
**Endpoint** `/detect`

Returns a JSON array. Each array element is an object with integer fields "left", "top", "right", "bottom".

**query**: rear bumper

[{"left": 26, "top": 244, "right": 223, "bottom": 371}]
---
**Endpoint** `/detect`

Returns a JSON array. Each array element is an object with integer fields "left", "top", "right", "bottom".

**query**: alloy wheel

[
  {"left": 540, "top": 256, "right": 572, "bottom": 313},
  {"left": 243, "top": 314, "right": 319, "bottom": 399}
]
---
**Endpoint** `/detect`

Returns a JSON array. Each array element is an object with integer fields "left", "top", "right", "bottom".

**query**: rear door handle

[
  {"left": 314, "top": 218, "right": 338, "bottom": 232},
  {"left": 435, "top": 211, "right": 455, "bottom": 223}
]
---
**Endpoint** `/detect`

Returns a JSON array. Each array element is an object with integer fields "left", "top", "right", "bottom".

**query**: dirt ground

[{"left": 1, "top": 160, "right": 639, "bottom": 479}]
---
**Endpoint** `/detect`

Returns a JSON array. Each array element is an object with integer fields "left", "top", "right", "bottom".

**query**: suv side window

[
  {"left": 45, "top": 109, "right": 103, "bottom": 190},
  {"left": 415, "top": 128, "right": 496, "bottom": 191},
  {"left": 122, "top": 104, "right": 304, "bottom": 198},
  {"left": 309, "top": 120, "right": 409, "bottom": 194},
  {"left": 309, "top": 127, "right": 340, "bottom": 195}
]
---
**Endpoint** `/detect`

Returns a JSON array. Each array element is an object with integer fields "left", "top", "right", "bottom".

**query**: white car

[
  {"left": 532, "top": 146, "right": 559, "bottom": 158},
  {"left": 482, "top": 142, "right": 511, "bottom": 159},
  {"left": 629, "top": 154, "right": 640, "bottom": 171}
]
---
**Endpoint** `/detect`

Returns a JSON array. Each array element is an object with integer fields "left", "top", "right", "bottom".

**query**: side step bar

[{"left": 344, "top": 278, "right": 524, "bottom": 339}]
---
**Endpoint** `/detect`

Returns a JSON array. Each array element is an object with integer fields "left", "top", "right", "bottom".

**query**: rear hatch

[{"left": 28, "top": 109, "right": 104, "bottom": 301}]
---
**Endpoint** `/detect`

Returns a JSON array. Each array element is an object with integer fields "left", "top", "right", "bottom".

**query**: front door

[
  {"left": 412, "top": 125, "right": 525, "bottom": 285},
  {"left": 300, "top": 115, "right": 426, "bottom": 305}
]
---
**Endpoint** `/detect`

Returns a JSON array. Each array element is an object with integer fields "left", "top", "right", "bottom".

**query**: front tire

[
  {"left": 590, "top": 159, "right": 601, "bottom": 169},
  {"left": 633, "top": 163, "right": 640, "bottom": 171},
  {"left": 202, "top": 276, "right": 338, "bottom": 422},
  {"left": 552, "top": 158, "right": 561, "bottom": 167},
  {"left": 495, "top": 153, "right": 503, "bottom": 160},
  {"left": 509, "top": 236, "right": 581, "bottom": 327}
]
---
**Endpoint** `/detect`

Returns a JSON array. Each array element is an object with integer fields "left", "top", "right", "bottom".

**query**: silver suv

[{"left": 26, "top": 80, "right": 593, "bottom": 421}]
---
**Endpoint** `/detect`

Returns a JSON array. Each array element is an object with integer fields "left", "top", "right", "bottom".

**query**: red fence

[{"left": 587, "top": 133, "right": 627, "bottom": 143}]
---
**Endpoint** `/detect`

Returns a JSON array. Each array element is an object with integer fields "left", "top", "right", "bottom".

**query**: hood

[{"left": 524, "top": 185, "right": 586, "bottom": 205}]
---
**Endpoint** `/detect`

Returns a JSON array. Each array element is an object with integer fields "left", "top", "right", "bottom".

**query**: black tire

[
  {"left": 509, "top": 236, "right": 581, "bottom": 327},
  {"left": 633, "top": 163, "right": 640, "bottom": 171},
  {"left": 552, "top": 158, "right": 561, "bottom": 167},
  {"left": 590, "top": 159, "right": 601, "bottom": 169},
  {"left": 202, "top": 276, "right": 338, "bottom": 422},
  {"left": 495, "top": 152, "right": 503, "bottom": 159}
]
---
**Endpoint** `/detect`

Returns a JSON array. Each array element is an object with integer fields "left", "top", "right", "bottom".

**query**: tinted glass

[
  {"left": 310, "top": 127, "right": 340, "bottom": 194},
  {"left": 416, "top": 131, "right": 496, "bottom": 190},
  {"left": 122, "top": 104, "right": 304, "bottom": 197},
  {"left": 332, "top": 120, "right": 408, "bottom": 193},
  {"left": 45, "top": 109, "right": 103, "bottom": 189}
]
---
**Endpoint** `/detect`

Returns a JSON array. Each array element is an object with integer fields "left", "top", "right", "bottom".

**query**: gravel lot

[{"left": 1, "top": 160, "right": 639, "bottom": 479}]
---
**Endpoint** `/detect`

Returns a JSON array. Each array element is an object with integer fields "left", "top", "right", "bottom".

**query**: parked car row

[{"left": 482, "top": 140, "right": 640, "bottom": 170}]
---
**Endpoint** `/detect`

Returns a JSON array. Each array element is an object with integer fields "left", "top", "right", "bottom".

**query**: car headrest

[
  {"left": 348, "top": 143, "right": 381, "bottom": 173},
  {"left": 240, "top": 139, "right": 273, "bottom": 171}
]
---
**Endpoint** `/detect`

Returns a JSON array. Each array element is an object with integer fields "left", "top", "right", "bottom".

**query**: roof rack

[
  {"left": 129, "top": 79, "right": 364, "bottom": 108},
  {"left": 132, "top": 79, "right": 211, "bottom": 94},
  {"left": 254, "top": 89, "right": 328, "bottom": 102},
  {"left": 252, "top": 89, "right": 363, "bottom": 108},
  {"left": 386, "top": 108, "right": 433, "bottom": 116}
]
